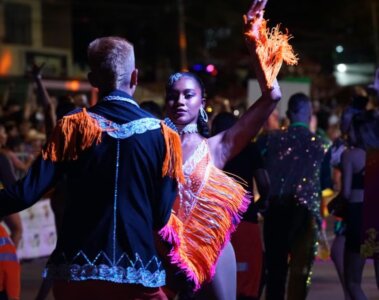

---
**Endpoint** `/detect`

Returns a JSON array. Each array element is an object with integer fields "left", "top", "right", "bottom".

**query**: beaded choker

[
  {"left": 163, "top": 118, "right": 198, "bottom": 135},
  {"left": 179, "top": 124, "right": 198, "bottom": 135}
]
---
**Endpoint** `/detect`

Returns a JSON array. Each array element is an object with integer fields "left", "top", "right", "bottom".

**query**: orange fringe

[
  {"left": 42, "top": 108, "right": 102, "bottom": 162},
  {"left": 160, "top": 164, "right": 250, "bottom": 290},
  {"left": 244, "top": 17, "right": 298, "bottom": 88},
  {"left": 161, "top": 122, "right": 184, "bottom": 182}
]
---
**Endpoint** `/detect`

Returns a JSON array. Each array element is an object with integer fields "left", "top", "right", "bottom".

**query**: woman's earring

[{"left": 200, "top": 107, "right": 209, "bottom": 123}]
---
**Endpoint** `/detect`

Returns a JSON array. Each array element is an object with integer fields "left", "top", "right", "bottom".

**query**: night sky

[{"left": 71, "top": 0, "right": 377, "bottom": 77}]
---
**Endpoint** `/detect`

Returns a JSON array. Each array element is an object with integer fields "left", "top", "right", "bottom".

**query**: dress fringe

[
  {"left": 161, "top": 122, "right": 184, "bottom": 182},
  {"left": 244, "top": 16, "right": 298, "bottom": 88},
  {"left": 42, "top": 108, "right": 102, "bottom": 162},
  {"left": 159, "top": 166, "right": 250, "bottom": 290}
]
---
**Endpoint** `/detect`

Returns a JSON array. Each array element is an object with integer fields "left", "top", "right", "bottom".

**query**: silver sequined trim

[
  {"left": 182, "top": 139, "right": 208, "bottom": 176},
  {"left": 88, "top": 113, "right": 161, "bottom": 139},
  {"left": 43, "top": 251, "right": 165, "bottom": 287},
  {"left": 102, "top": 96, "right": 139, "bottom": 107}
]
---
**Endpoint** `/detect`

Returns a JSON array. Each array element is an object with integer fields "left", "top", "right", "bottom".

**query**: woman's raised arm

[{"left": 209, "top": 0, "right": 297, "bottom": 168}]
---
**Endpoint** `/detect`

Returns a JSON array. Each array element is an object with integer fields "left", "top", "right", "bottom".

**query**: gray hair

[{"left": 88, "top": 36, "right": 135, "bottom": 90}]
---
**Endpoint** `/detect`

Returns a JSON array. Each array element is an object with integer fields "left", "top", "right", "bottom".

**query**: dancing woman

[{"left": 159, "top": 0, "right": 298, "bottom": 298}]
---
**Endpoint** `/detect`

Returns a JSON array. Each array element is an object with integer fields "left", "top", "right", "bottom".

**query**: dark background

[{"left": 71, "top": 0, "right": 378, "bottom": 76}]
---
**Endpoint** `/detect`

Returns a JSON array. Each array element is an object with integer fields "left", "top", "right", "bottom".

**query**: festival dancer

[
  {"left": 159, "top": 1, "right": 297, "bottom": 298},
  {"left": 0, "top": 37, "right": 183, "bottom": 300}
]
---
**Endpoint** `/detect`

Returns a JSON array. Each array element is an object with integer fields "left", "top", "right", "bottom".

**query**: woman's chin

[{"left": 171, "top": 116, "right": 190, "bottom": 125}]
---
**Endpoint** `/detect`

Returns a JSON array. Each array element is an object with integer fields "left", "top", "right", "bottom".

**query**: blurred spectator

[
  {"left": 73, "top": 94, "right": 89, "bottom": 108},
  {"left": 4, "top": 122, "right": 19, "bottom": 141},
  {"left": 258, "top": 93, "right": 327, "bottom": 300},
  {"left": 1, "top": 124, "right": 34, "bottom": 178},
  {"left": 342, "top": 110, "right": 379, "bottom": 299},
  {"left": 18, "top": 120, "right": 32, "bottom": 142},
  {"left": 328, "top": 97, "right": 368, "bottom": 300},
  {"left": 0, "top": 123, "right": 22, "bottom": 300},
  {"left": 263, "top": 108, "right": 280, "bottom": 132}
]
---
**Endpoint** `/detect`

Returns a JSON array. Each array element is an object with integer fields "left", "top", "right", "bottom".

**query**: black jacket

[{"left": 0, "top": 90, "right": 178, "bottom": 287}]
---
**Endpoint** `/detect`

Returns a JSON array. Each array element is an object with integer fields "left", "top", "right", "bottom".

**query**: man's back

[
  {"left": 259, "top": 125, "right": 325, "bottom": 208},
  {"left": 0, "top": 91, "right": 181, "bottom": 288},
  {"left": 261, "top": 125, "right": 327, "bottom": 300},
  {"left": 49, "top": 93, "right": 175, "bottom": 285}
]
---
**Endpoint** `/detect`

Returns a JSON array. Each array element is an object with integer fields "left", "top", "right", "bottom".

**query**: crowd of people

[{"left": 0, "top": 0, "right": 378, "bottom": 299}]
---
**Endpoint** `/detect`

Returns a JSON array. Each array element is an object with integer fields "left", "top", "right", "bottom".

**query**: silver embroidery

[
  {"left": 182, "top": 140, "right": 208, "bottom": 176},
  {"left": 88, "top": 113, "right": 161, "bottom": 139},
  {"left": 103, "top": 95, "right": 139, "bottom": 107},
  {"left": 43, "top": 251, "right": 165, "bottom": 287},
  {"left": 179, "top": 140, "right": 210, "bottom": 220}
]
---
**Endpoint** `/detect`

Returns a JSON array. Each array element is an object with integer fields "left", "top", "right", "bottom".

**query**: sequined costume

[
  {"left": 257, "top": 123, "right": 327, "bottom": 300},
  {"left": 0, "top": 90, "right": 183, "bottom": 291},
  {"left": 160, "top": 139, "right": 250, "bottom": 290}
]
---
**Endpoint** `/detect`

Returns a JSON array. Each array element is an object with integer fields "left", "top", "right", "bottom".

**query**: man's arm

[
  {"left": 253, "top": 168, "right": 271, "bottom": 214},
  {"left": 0, "top": 155, "right": 63, "bottom": 217},
  {"left": 251, "top": 142, "right": 270, "bottom": 213}
]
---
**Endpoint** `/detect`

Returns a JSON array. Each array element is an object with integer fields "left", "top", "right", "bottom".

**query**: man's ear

[{"left": 130, "top": 69, "right": 138, "bottom": 88}]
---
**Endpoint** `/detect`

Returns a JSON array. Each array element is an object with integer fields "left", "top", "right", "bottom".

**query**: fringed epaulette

[
  {"left": 42, "top": 108, "right": 102, "bottom": 162},
  {"left": 161, "top": 121, "right": 184, "bottom": 183},
  {"left": 159, "top": 163, "right": 250, "bottom": 290},
  {"left": 244, "top": 16, "right": 298, "bottom": 88}
]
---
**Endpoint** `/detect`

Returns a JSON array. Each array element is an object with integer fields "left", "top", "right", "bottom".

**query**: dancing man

[{"left": 0, "top": 37, "right": 183, "bottom": 300}]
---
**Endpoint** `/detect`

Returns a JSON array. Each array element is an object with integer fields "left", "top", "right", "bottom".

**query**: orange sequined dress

[{"left": 160, "top": 139, "right": 250, "bottom": 290}]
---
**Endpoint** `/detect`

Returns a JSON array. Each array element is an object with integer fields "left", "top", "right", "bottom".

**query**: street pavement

[{"left": 20, "top": 255, "right": 378, "bottom": 300}]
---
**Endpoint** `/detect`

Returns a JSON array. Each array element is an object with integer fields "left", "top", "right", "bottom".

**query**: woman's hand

[
  {"left": 244, "top": 0, "right": 267, "bottom": 42},
  {"left": 244, "top": 0, "right": 297, "bottom": 94},
  {"left": 243, "top": 0, "right": 273, "bottom": 94}
]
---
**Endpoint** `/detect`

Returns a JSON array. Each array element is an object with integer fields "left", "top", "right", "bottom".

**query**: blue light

[{"left": 192, "top": 64, "right": 203, "bottom": 71}]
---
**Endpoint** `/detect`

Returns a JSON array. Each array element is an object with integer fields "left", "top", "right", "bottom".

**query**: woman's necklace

[{"left": 179, "top": 124, "right": 198, "bottom": 135}]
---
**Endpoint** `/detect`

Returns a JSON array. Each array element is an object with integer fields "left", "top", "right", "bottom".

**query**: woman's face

[{"left": 166, "top": 76, "right": 204, "bottom": 125}]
